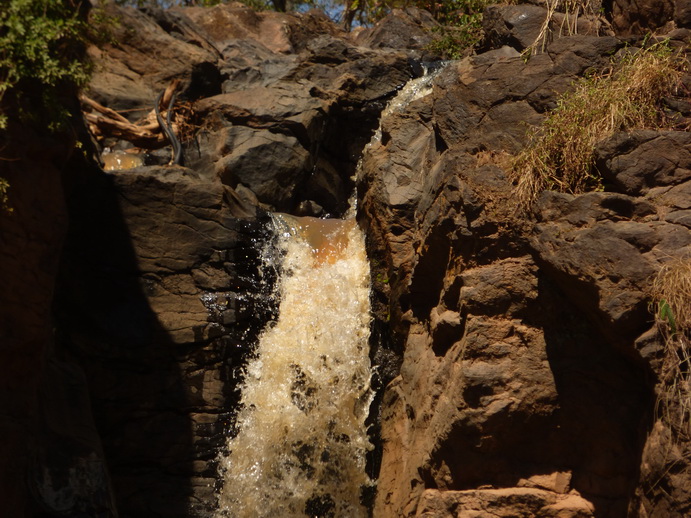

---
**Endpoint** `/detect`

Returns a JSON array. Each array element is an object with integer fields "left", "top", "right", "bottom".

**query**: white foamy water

[
  {"left": 369, "top": 64, "right": 446, "bottom": 145},
  {"left": 216, "top": 215, "right": 373, "bottom": 518}
]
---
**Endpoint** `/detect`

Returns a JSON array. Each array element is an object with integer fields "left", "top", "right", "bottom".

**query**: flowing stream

[
  {"left": 215, "top": 64, "right": 444, "bottom": 517},
  {"left": 216, "top": 215, "right": 373, "bottom": 518}
]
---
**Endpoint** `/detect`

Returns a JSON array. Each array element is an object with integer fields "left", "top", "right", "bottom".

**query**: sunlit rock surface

[{"left": 359, "top": 27, "right": 691, "bottom": 518}]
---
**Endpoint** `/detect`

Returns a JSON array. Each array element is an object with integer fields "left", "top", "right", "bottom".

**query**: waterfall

[
  {"left": 369, "top": 63, "right": 446, "bottom": 145},
  {"left": 215, "top": 63, "right": 446, "bottom": 517},
  {"left": 215, "top": 215, "right": 373, "bottom": 518}
]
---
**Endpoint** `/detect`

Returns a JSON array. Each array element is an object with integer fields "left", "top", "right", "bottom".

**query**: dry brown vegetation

[
  {"left": 651, "top": 256, "right": 691, "bottom": 441},
  {"left": 523, "top": 0, "right": 604, "bottom": 57},
  {"left": 652, "top": 256, "right": 691, "bottom": 334},
  {"left": 511, "top": 41, "right": 687, "bottom": 208}
]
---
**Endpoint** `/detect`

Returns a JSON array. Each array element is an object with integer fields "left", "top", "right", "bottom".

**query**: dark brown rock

[
  {"left": 595, "top": 130, "right": 691, "bottom": 195},
  {"left": 354, "top": 7, "right": 440, "bottom": 53},
  {"left": 359, "top": 28, "right": 685, "bottom": 518},
  {"left": 54, "top": 166, "right": 276, "bottom": 517},
  {"left": 531, "top": 191, "right": 691, "bottom": 344},
  {"left": 610, "top": 0, "right": 676, "bottom": 35},
  {"left": 0, "top": 85, "right": 116, "bottom": 518},
  {"left": 86, "top": 5, "right": 221, "bottom": 111},
  {"left": 215, "top": 126, "right": 312, "bottom": 211},
  {"left": 483, "top": 4, "right": 609, "bottom": 51}
]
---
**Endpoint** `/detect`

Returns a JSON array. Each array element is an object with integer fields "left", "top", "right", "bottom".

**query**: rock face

[
  {"left": 54, "top": 166, "right": 276, "bottom": 516},
  {"left": 359, "top": 26, "right": 691, "bottom": 518},
  {"left": 3, "top": 1, "right": 691, "bottom": 518},
  {"left": 0, "top": 108, "right": 115, "bottom": 517}
]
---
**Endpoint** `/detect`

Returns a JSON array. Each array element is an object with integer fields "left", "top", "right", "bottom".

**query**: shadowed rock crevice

[
  {"left": 537, "top": 275, "right": 652, "bottom": 516},
  {"left": 53, "top": 162, "right": 277, "bottom": 516}
]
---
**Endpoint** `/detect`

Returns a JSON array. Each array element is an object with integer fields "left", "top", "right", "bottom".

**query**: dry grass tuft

[
  {"left": 652, "top": 256, "right": 691, "bottom": 440},
  {"left": 652, "top": 256, "right": 691, "bottom": 335},
  {"left": 523, "top": 0, "right": 603, "bottom": 58},
  {"left": 511, "top": 41, "right": 687, "bottom": 209}
]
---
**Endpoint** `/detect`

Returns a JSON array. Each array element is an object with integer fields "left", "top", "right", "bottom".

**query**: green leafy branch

[{"left": 0, "top": 0, "right": 92, "bottom": 130}]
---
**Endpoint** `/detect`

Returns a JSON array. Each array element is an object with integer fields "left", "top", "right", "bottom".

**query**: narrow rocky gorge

[{"left": 1, "top": 0, "right": 691, "bottom": 517}]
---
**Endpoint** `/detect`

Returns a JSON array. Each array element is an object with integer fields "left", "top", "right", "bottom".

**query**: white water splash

[
  {"left": 216, "top": 215, "right": 373, "bottom": 518},
  {"left": 370, "top": 64, "right": 446, "bottom": 145}
]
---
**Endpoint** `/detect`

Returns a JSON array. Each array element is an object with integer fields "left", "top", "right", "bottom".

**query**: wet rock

[{"left": 54, "top": 165, "right": 276, "bottom": 516}]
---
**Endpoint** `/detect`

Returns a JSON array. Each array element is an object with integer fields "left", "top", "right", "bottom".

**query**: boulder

[
  {"left": 86, "top": 5, "right": 221, "bottom": 111},
  {"left": 355, "top": 7, "right": 441, "bottom": 53},
  {"left": 610, "top": 0, "right": 676, "bottom": 35},
  {"left": 595, "top": 130, "right": 691, "bottom": 195},
  {"left": 482, "top": 4, "right": 609, "bottom": 53},
  {"left": 54, "top": 166, "right": 276, "bottom": 516},
  {"left": 531, "top": 191, "right": 691, "bottom": 343},
  {"left": 415, "top": 488, "right": 595, "bottom": 518},
  {"left": 215, "top": 126, "right": 312, "bottom": 211}
]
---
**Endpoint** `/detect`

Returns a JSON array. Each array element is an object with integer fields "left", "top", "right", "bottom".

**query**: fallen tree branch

[
  {"left": 80, "top": 79, "right": 183, "bottom": 151},
  {"left": 83, "top": 111, "right": 167, "bottom": 148}
]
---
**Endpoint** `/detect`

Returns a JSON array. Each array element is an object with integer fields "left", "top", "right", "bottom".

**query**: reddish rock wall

[{"left": 359, "top": 29, "right": 691, "bottom": 518}]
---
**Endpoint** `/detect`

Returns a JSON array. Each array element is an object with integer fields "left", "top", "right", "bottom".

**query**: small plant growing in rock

[
  {"left": 511, "top": 40, "right": 687, "bottom": 208},
  {"left": 425, "top": 0, "right": 496, "bottom": 58},
  {"left": 0, "top": 178, "right": 11, "bottom": 214},
  {"left": 650, "top": 256, "right": 691, "bottom": 441}
]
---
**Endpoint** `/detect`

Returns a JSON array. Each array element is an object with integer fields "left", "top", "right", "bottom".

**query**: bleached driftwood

[{"left": 80, "top": 79, "right": 182, "bottom": 151}]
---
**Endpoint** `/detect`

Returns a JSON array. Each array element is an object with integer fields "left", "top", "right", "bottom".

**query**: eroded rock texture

[{"left": 360, "top": 30, "right": 691, "bottom": 518}]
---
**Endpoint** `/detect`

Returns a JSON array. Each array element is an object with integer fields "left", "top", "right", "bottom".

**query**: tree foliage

[
  {"left": 0, "top": 0, "right": 92, "bottom": 213},
  {"left": 0, "top": 0, "right": 91, "bottom": 130}
]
